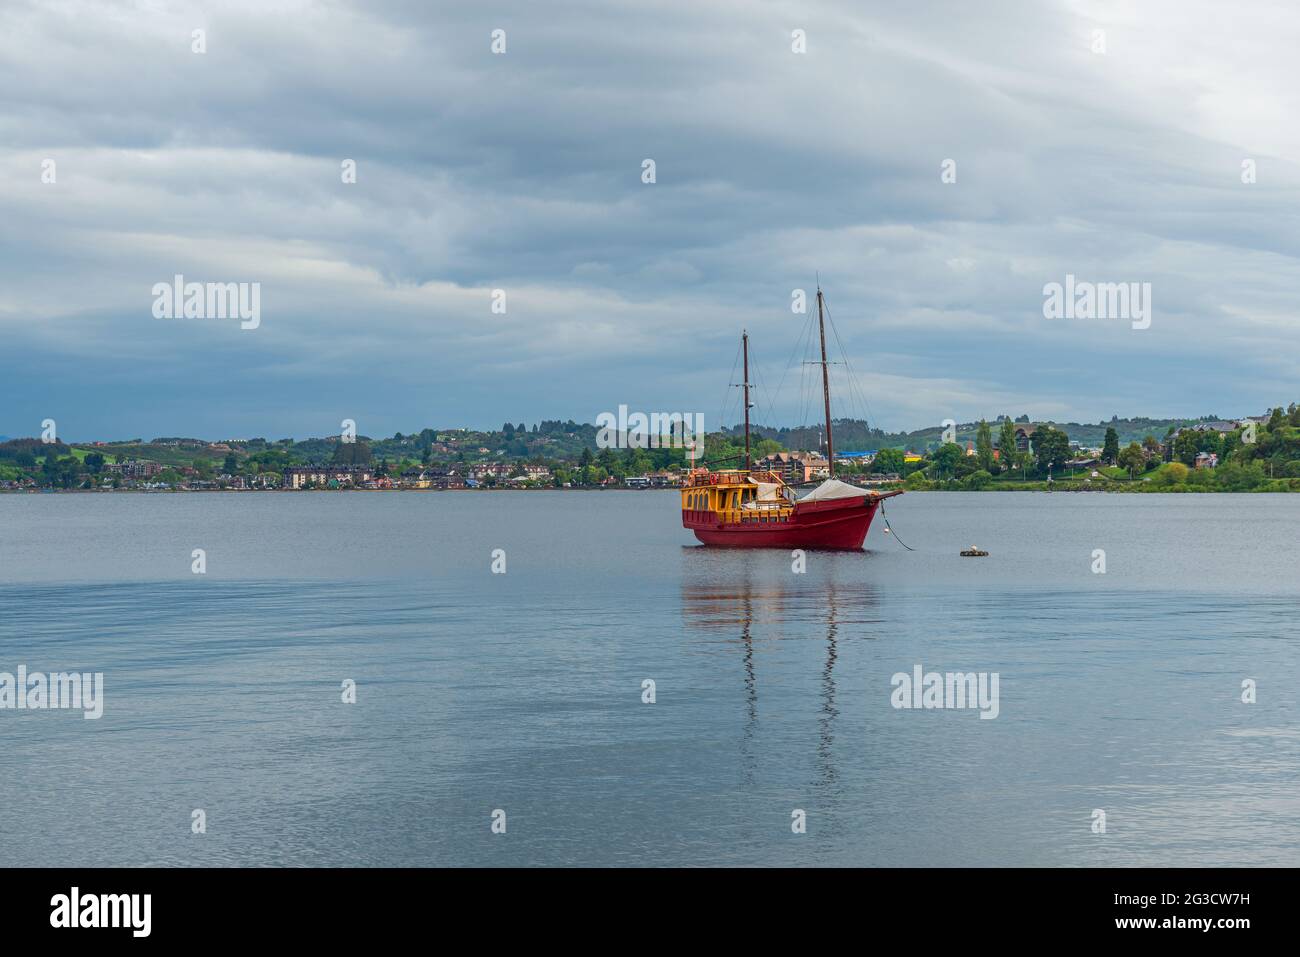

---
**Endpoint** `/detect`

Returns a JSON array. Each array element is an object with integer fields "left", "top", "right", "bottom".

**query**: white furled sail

[
  {"left": 742, "top": 477, "right": 786, "bottom": 509},
  {"left": 798, "top": 479, "right": 867, "bottom": 502}
]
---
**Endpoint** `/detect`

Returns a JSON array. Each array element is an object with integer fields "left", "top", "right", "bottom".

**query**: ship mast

[
  {"left": 817, "top": 287, "right": 834, "bottom": 479},
  {"left": 742, "top": 331, "right": 751, "bottom": 472}
]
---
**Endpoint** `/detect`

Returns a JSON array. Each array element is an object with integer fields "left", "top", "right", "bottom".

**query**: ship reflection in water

[{"left": 679, "top": 549, "right": 884, "bottom": 796}]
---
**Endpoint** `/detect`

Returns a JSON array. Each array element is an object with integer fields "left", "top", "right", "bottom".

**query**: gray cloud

[{"left": 2, "top": 0, "right": 1298, "bottom": 440}]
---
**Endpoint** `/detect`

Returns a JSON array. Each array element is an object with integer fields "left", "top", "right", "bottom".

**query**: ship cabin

[{"left": 680, "top": 468, "right": 796, "bottom": 526}]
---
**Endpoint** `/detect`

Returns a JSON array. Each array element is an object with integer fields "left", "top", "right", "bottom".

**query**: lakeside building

[
  {"left": 400, "top": 468, "right": 433, "bottom": 489},
  {"left": 468, "top": 462, "right": 513, "bottom": 481},
  {"left": 1013, "top": 424, "right": 1038, "bottom": 452},
  {"left": 282, "top": 466, "right": 375, "bottom": 489},
  {"left": 754, "top": 451, "right": 830, "bottom": 484},
  {"left": 399, "top": 468, "right": 467, "bottom": 489},
  {"left": 1164, "top": 420, "right": 1250, "bottom": 461},
  {"left": 102, "top": 460, "right": 163, "bottom": 480},
  {"left": 857, "top": 472, "right": 901, "bottom": 486}
]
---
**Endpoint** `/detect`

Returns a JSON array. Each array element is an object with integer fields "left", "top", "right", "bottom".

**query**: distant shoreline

[{"left": 2, "top": 484, "right": 1294, "bottom": 495}]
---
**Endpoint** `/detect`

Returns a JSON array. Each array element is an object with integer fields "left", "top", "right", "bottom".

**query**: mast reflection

[{"left": 679, "top": 551, "right": 880, "bottom": 793}]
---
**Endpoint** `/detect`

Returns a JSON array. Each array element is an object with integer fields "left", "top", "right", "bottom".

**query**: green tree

[
  {"left": 872, "top": 447, "right": 905, "bottom": 475},
  {"left": 904, "top": 470, "right": 930, "bottom": 490},
  {"left": 1102, "top": 427, "right": 1119, "bottom": 465},
  {"left": 1033, "top": 426, "right": 1071, "bottom": 475},
  {"left": 332, "top": 440, "right": 373, "bottom": 466},
  {"left": 1216, "top": 461, "right": 1266, "bottom": 491},
  {"left": 975, "top": 420, "right": 994, "bottom": 473},
  {"left": 997, "top": 419, "right": 1018, "bottom": 473},
  {"left": 1118, "top": 442, "right": 1145, "bottom": 479},
  {"left": 1173, "top": 429, "right": 1222, "bottom": 466},
  {"left": 931, "top": 442, "right": 964, "bottom": 479}
]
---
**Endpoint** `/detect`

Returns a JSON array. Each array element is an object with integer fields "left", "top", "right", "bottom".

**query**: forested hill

[{"left": 728, "top": 416, "right": 1242, "bottom": 452}]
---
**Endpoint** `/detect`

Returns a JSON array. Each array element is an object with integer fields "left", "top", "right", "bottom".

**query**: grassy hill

[{"left": 70, "top": 442, "right": 232, "bottom": 467}]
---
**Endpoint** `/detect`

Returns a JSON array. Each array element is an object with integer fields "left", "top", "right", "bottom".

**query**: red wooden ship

[{"left": 681, "top": 288, "right": 901, "bottom": 550}]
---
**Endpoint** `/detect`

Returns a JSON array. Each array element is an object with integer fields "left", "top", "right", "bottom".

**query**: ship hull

[{"left": 687, "top": 493, "right": 891, "bottom": 550}]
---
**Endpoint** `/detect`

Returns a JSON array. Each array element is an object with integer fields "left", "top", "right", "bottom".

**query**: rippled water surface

[{"left": 1, "top": 491, "right": 1297, "bottom": 866}]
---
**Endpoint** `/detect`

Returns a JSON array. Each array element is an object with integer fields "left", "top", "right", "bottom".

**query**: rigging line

[
  {"left": 745, "top": 339, "right": 774, "bottom": 435},
  {"left": 807, "top": 293, "right": 863, "bottom": 453},
  {"left": 771, "top": 305, "right": 818, "bottom": 428},
  {"left": 696, "top": 451, "right": 760, "bottom": 470},
  {"left": 821, "top": 295, "right": 877, "bottom": 433},
  {"left": 819, "top": 295, "right": 858, "bottom": 421},
  {"left": 799, "top": 306, "right": 821, "bottom": 435},
  {"left": 764, "top": 338, "right": 789, "bottom": 427},
  {"left": 751, "top": 361, "right": 779, "bottom": 439},
  {"left": 716, "top": 338, "right": 743, "bottom": 438},
  {"left": 878, "top": 500, "right": 915, "bottom": 550},
  {"left": 835, "top": 317, "right": 877, "bottom": 435}
]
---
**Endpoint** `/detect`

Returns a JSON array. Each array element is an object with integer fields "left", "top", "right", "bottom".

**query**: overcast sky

[{"left": 3, "top": 0, "right": 1299, "bottom": 441}]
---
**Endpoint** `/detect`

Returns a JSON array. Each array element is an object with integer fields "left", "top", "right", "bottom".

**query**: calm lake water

[{"left": 1, "top": 491, "right": 1297, "bottom": 866}]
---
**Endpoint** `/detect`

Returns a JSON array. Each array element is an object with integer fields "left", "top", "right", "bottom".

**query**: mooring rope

[{"left": 878, "top": 499, "right": 915, "bottom": 550}]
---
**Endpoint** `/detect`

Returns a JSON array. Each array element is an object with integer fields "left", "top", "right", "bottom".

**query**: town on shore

[{"left": 3, "top": 404, "right": 1299, "bottom": 494}]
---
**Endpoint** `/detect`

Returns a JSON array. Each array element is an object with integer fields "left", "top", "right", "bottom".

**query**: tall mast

[
  {"left": 742, "top": 331, "right": 751, "bottom": 472},
  {"left": 817, "top": 288, "right": 834, "bottom": 479}
]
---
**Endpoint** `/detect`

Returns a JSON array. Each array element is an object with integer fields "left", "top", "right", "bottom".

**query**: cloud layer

[{"left": 2, "top": 0, "right": 1298, "bottom": 440}]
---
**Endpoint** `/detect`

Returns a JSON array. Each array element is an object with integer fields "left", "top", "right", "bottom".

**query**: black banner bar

[{"left": 0, "top": 867, "right": 1286, "bottom": 943}]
